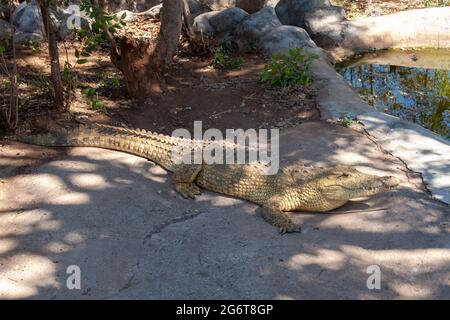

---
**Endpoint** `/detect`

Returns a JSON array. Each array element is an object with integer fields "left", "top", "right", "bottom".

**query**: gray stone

[
  {"left": 199, "top": 0, "right": 236, "bottom": 10},
  {"left": 188, "top": 0, "right": 206, "bottom": 15},
  {"left": 275, "top": 0, "right": 330, "bottom": 27},
  {"left": 114, "top": 10, "right": 135, "bottom": 21},
  {"left": 13, "top": 31, "right": 44, "bottom": 44},
  {"left": 11, "top": 0, "right": 58, "bottom": 41},
  {"left": 142, "top": 4, "right": 163, "bottom": 18},
  {"left": 304, "top": 6, "right": 345, "bottom": 48},
  {"left": 96, "top": 0, "right": 161, "bottom": 12},
  {"left": 59, "top": 7, "right": 91, "bottom": 40},
  {"left": 199, "top": 0, "right": 267, "bottom": 12},
  {"left": 234, "top": 6, "right": 281, "bottom": 48},
  {"left": 209, "top": 7, "right": 248, "bottom": 34},
  {"left": 259, "top": 25, "right": 318, "bottom": 55},
  {"left": 0, "top": 19, "right": 14, "bottom": 42},
  {"left": 193, "top": 11, "right": 218, "bottom": 36}
]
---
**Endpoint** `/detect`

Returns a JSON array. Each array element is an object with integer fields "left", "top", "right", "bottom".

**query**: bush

[
  {"left": 261, "top": 48, "right": 318, "bottom": 88},
  {"left": 212, "top": 46, "right": 244, "bottom": 70}
]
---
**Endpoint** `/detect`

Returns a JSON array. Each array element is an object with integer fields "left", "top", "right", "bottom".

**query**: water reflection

[{"left": 338, "top": 54, "right": 449, "bottom": 139}]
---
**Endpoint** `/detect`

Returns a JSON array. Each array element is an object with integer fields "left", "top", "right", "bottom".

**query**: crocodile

[{"left": 17, "top": 124, "right": 399, "bottom": 233}]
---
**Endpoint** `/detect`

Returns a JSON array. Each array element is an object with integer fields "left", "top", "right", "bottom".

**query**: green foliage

[
  {"left": 74, "top": 0, "right": 124, "bottom": 65},
  {"left": 31, "top": 42, "right": 42, "bottom": 55},
  {"left": 99, "top": 70, "right": 121, "bottom": 89},
  {"left": 242, "top": 40, "right": 260, "bottom": 54},
  {"left": 62, "top": 61, "right": 77, "bottom": 89},
  {"left": 261, "top": 48, "right": 318, "bottom": 88},
  {"left": 337, "top": 114, "right": 355, "bottom": 127},
  {"left": 82, "top": 88, "right": 105, "bottom": 110},
  {"left": 424, "top": 0, "right": 449, "bottom": 7},
  {"left": 212, "top": 46, "right": 244, "bottom": 70}
]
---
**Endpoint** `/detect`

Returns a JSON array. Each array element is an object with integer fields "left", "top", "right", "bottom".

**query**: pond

[{"left": 337, "top": 49, "right": 450, "bottom": 139}]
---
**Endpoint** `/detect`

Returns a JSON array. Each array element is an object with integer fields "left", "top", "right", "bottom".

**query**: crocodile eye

[{"left": 339, "top": 173, "right": 349, "bottom": 178}]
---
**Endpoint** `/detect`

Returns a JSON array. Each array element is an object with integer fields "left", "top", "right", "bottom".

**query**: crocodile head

[{"left": 283, "top": 165, "right": 400, "bottom": 212}]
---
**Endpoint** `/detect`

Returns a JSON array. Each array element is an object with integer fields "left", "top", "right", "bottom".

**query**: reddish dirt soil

[{"left": 1, "top": 44, "right": 319, "bottom": 139}]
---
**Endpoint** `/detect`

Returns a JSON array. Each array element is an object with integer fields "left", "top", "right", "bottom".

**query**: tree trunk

[
  {"left": 38, "top": 0, "right": 66, "bottom": 111},
  {"left": 111, "top": 0, "right": 183, "bottom": 98}
]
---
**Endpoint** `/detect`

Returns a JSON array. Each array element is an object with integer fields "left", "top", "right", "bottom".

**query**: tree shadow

[{"left": 0, "top": 120, "right": 449, "bottom": 299}]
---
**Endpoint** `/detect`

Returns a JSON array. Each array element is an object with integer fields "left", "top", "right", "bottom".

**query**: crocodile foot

[
  {"left": 278, "top": 219, "right": 301, "bottom": 234},
  {"left": 175, "top": 182, "right": 202, "bottom": 199}
]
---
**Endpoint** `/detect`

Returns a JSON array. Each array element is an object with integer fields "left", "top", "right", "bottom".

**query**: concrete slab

[
  {"left": 358, "top": 112, "right": 450, "bottom": 204},
  {"left": 312, "top": 57, "right": 450, "bottom": 205},
  {"left": 1, "top": 122, "right": 449, "bottom": 299}
]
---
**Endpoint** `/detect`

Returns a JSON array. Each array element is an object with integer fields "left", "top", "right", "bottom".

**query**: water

[{"left": 337, "top": 49, "right": 450, "bottom": 139}]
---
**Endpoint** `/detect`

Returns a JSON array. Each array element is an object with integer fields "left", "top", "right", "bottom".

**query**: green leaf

[{"left": 76, "top": 59, "right": 88, "bottom": 64}]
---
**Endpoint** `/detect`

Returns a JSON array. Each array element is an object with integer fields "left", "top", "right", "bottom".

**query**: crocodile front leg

[
  {"left": 172, "top": 164, "right": 203, "bottom": 199},
  {"left": 261, "top": 196, "right": 301, "bottom": 234}
]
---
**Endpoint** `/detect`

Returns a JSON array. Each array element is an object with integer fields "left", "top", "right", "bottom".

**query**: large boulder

[
  {"left": 209, "top": 7, "right": 248, "bottom": 34},
  {"left": 0, "top": 19, "right": 15, "bottom": 42},
  {"left": 193, "top": 11, "right": 218, "bottom": 36},
  {"left": 11, "top": 0, "right": 59, "bottom": 42},
  {"left": 100, "top": 0, "right": 161, "bottom": 12},
  {"left": 234, "top": 6, "right": 281, "bottom": 49},
  {"left": 304, "top": 6, "right": 345, "bottom": 48},
  {"left": 193, "top": 7, "right": 247, "bottom": 38},
  {"left": 199, "top": 0, "right": 266, "bottom": 13},
  {"left": 59, "top": 6, "right": 91, "bottom": 40},
  {"left": 14, "top": 31, "right": 44, "bottom": 44},
  {"left": 275, "top": 0, "right": 330, "bottom": 27},
  {"left": 259, "top": 25, "right": 317, "bottom": 55}
]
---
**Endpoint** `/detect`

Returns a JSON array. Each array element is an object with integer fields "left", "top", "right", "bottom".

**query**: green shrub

[
  {"left": 212, "top": 46, "right": 244, "bottom": 70},
  {"left": 337, "top": 114, "right": 355, "bottom": 127},
  {"left": 261, "top": 48, "right": 318, "bottom": 88}
]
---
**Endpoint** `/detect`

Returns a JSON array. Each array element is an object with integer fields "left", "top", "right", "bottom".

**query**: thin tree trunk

[
  {"left": 38, "top": 0, "right": 66, "bottom": 111},
  {"left": 8, "top": 31, "right": 19, "bottom": 129},
  {"left": 111, "top": 0, "right": 183, "bottom": 98}
]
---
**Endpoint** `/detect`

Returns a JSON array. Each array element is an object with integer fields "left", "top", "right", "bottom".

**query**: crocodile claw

[
  {"left": 175, "top": 182, "right": 202, "bottom": 199},
  {"left": 279, "top": 223, "right": 301, "bottom": 234}
]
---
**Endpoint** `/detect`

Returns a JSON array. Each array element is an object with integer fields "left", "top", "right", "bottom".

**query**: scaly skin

[{"left": 17, "top": 124, "right": 400, "bottom": 233}]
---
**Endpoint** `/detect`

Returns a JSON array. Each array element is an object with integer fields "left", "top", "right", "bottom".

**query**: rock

[
  {"left": 193, "top": 11, "right": 218, "bottom": 36},
  {"left": 141, "top": 4, "right": 163, "bottom": 18},
  {"left": 0, "top": 19, "right": 14, "bottom": 41},
  {"left": 59, "top": 7, "right": 91, "bottom": 40},
  {"left": 234, "top": 6, "right": 281, "bottom": 49},
  {"left": 199, "top": 0, "right": 266, "bottom": 13},
  {"left": 304, "top": 6, "right": 345, "bottom": 48},
  {"left": 266, "top": 0, "right": 280, "bottom": 7},
  {"left": 11, "top": 0, "right": 59, "bottom": 42},
  {"left": 14, "top": 31, "right": 44, "bottom": 44},
  {"left": 188, "top": 0, "right": 206, "bottom": 16},
  {"left": 259, "top": 25, "right": 317, "bottom": 55},
  {"left": 209, "top": 7, "right": 248, "bottom": 34},
  {"left": 100, "top": 0, "right": 161, "bottom": 12},
  {"left": 199, "top": 0, "right": 236, "bottom": 11},
  {"left": 114, "top": 10, "right": 135, "bottom": 21},
  {"left": 275, "top": 0, "right": 330, "bottom": 27}
]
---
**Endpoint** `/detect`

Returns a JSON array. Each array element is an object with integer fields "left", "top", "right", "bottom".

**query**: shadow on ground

[{"left": 0, "top": 121, "right": 449, "bottom": 299}]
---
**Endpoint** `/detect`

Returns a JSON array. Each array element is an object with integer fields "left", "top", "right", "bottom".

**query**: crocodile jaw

[{"left": 320, "top": 174, "right": 400, "bottom": 201}]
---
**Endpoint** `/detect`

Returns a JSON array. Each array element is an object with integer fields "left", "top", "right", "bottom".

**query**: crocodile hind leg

[
  {"left": 172, "top": 164, "right": 203, "bottom": 199},
  {"left": 261, "top": 196, "right": 301, "bottom": 233}
]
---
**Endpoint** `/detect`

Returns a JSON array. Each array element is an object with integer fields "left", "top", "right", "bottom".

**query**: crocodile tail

[{"left": 16, "top": 124, "right": 178, "bottom": 169}]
